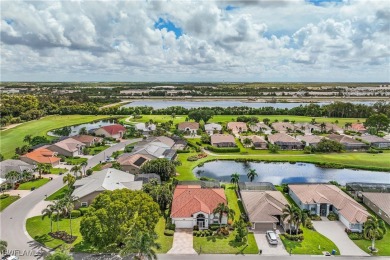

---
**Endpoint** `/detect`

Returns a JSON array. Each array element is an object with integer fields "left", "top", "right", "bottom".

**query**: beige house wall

[{"left": 74, "top": 191, "right": 103, "bottom": 209}]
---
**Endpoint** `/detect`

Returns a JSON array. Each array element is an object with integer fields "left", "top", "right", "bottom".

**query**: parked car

[{"left": 266, "top": 230, "right": 278, "bottom": 245}]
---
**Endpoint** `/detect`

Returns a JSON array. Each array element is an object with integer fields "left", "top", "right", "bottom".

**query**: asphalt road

[{"left": 0, "top": 139, "right": 141, "bottom": 260}]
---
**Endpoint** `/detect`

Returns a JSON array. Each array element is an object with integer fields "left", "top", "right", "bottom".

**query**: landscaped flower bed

[{"left": 49, "top": 231, "right": 77, "bottom": 244}]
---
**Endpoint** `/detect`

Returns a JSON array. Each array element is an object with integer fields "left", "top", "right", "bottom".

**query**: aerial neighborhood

[{"left": 1, "top": 104, "right": 389, "bottom": 259}]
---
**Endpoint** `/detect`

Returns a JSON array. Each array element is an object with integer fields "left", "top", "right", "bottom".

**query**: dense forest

[{"left": 1, "top": 93, "right": 389, "bottom": 126}]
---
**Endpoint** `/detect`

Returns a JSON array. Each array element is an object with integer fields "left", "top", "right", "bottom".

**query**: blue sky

[{"left": 0, "top": 0, "right": 389, "bottom": 82}]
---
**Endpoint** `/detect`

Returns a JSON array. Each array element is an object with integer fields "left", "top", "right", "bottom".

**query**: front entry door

[{"left": 198, "top": 221, "right": 204, "bottom": 229}]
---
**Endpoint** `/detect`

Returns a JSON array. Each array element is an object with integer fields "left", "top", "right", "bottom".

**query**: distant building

[
  {"left": 0, "top": 159, "right": 36, "bottom": 185},
  {"left": 94, "top": 124, "right": 126, "bottom": 139},
  {"left": 135, "top": 123, "right": 156, "bottom": 134},
  {"left": 271, "top": 122, "right": 296, "bottom": 133},
  {"left": 319, "top": 123, "right": 343, "bottom": 134},
  {"left": 267, "top": 133, "right": 303, "bottom": 150},
  {"left": 178, "top": 122, "right": 199, "bottom": 134},
  {"left": 327, "top": 134, "right": 368, "bottom": 150},
  {"left": 20, "top": 147, "right": 61, "bottom": 166},
  {"left": 359, "top": 135, "right": 390, "bottom": 149},
  {"left": 227, "top": 122, "right": 248, "bottom": 135},
  {"left": 294, "top": 123, "right": 321, "bottom": 134},
  {"left": 210, "top": 134, "right": 236, "bottom": 147},
  {"left": 296, "top": 135, "right": 323, "bottom": 147},
  {"left": 240, "top": 135, "right": 267, "bottom": 149},
  {"left": 350, "top": 123, "right": 367, "bottom": 134},
  {"left": 204, "top": 123, "right": 222, "bottom": 135},
  {"left": 71, "top": 135, "right": 103, "bottom": 147},
  {"left": 249, "top": 122, "right": 272, "bottom": 134},
  {"left": 117, "top": 153, "right": 153, "bottom": 174},
  {"left": 362, "top": 193, "right": 390, "bottom": 225},
  {"left": 47, "top": 138, "right": 85, "bottom": 157}
]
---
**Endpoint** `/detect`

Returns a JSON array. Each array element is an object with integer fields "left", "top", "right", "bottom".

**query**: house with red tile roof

[
  {"left": 289, "top": 184, "right": 370, "bottom": 232},
  {"left": 170, "top": 185, "right": 227, "bottom": 229},
  {"left": 94, "top": 124, "right": 126, "bottom": 139},
  {"left": 20, "top": 147, "right": 61, "bottom": 166},
  {"left": 350, "top": 123, "right": 367, "bottom": 133}
]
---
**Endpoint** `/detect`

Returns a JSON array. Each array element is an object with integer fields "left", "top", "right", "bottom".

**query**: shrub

[
  {"left": 86, "top": 169, "right": 93, "bottom": 176},
  {"left": 284, "top": 234, "right": 304, "bottom": 241},
  {"left": 193, "top": 225, "right": 199, "bottom": 231},
  {"left": 367, "top": 148, "right": 381, "bottom": 154},
  {"left": 310, "top": 215, "right": 322, "bottom": 221},
  {"left": 79, "top": 207, "right": 89, "bottom": 216},
  {"left": 193, "top": 231, "right": 197, "bottom": 236},
  {"left": 206, "top": 146, "right": 240, "bottom": 153},
  {"left": 0, "top": 194, "right": 10, "bottom": 199},
  {"left": 187, "top": 156, "right": 199, "bottom": 161},
  {"left": 177, "top": 149, "right": 190, "bottom": 153},
  {"left": 209, "top": 224, "right": 220, "bottom": 231},
  {"left": 285, "top": 229, "right": 303, "bottom": 235},
  {"left": 70, "top": 210, "right": 81, "bottom": 218},
  {"left": 348, "top": 233, "right": 363, "bottom": 240},
  {"left": 165, "top": 221, "right": 176, "bottom": 231},
  {"left": 164, "top": 230, "right": 174, "bottom": 236},
  {"left": 305, "top": 218, "right": 314, "bottom": 230},
  {"left": 327, "top": 212, "right": 339, "bottom": 221},
  {"left": 221, "top": 184, "right": 226, "bottom": 189}
]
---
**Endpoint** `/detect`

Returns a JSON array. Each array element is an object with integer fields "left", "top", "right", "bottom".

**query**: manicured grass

[
  {"left": 280, "top": 226, "right": 340, "bottom": 255},
  {"left": 46, "top": 186, "right": 69, "bottom": 201},
  {"left": 224, "top": 185, "right": 242, "bottom": 221},
  {"left": 17, "top": 178, "right": 50, "bottom": 190},
  {"left": 26, "top": 215, "right": 83, "bottom": 249},
  {"left": 155, "top": 217, "right": 173, "bottom": 253},
  {"left": 351, "top": 224, "right": 390, "bottom": 256},
  {"left": 50, "top": 168, "right": 67, "bottom": 175},
  {"left": 65, "top": 157, "right": 88, "bottom": 165},
  {"left": 0, "top": 195, "right": 19, "bottom": 211},
  {"left": 91, "top": 163, "right": 104, "bottom": 171},
  {"left": 86, "top": 145, "right": 110, "bottom": 155},
  {"left": 0, "top": 115, "right": 115, "bottom": 159}
]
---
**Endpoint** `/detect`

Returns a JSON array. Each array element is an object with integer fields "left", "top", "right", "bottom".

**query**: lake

[
  {"left": 193, "top": 161, "right": 389, "bottom": 185},
  {"left": 48, "top": 119, "right": 117, "bottom": 137},
  {"left": 122, "top": 100, "right": 374, "bottom": 109}
]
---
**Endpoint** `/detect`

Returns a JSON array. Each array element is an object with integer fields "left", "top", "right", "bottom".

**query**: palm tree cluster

[
  {"left": 282, "top": 205, "right": 308, "bottom": 235},
  {"left": 363, "top": 216, "right": 387, "bottom": 252},
  {"left": 5, "top": 170, "right": 33, "bottom": 189}
]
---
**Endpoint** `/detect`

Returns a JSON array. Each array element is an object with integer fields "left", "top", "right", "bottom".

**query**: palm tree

[
  {"left": 5, "top": 171, "right": 20, "bottom": 188},
  {"left": 23, "top": 134, "right": 32, "bottom": 144},
  {"left": 230, "top": 172, "right": 240, "bottom": 189},
  {"left": 363, "top": 216, "right": 387, "bottom": 252},
  {"left": 42, "top": 204, "right": 55, "bottom": 233},
  {"left": 282, "top": 204, "right": 298, "bottom": 235},
  {"left": 311, "top": 118, "right": 316, "bottom": 124},
  {"left": 212, "top": 203, "right": 235, "bottom": 229},
  {"left": 0, "top": 240, "right": 7, "bottom": 254},
  {"left": 79, "top": 127, "right": 88, "bottom": 135},
  {"left": 63, "top": 173, "right": 76, "bottom": 189},
  {"left": 344, "top": 122, "right": 352, "bottom": 129},
  {"left": 36, "top": 163, "right": 46, "bottom": 178},
  {"left": 52, "top": 199, "right": 65, "bottom": 232},
  {"left": 61, "top": 193, "right": 79, "bottom": 237},
  {"left": 21, "top": 170, "right": 32, "bottom": 182},
  {"left": 320, "top": 122, "right": 327, "bottom": 133},
  {"left": 70, "top": 165, "right": 82, "bottom": 179},
  {"left": 44, "top": 164, "right": 52, "bottom": 174},
  {"left": 80, "top": 161, "right": 88, "bottom": 177},
  {"left": 243, "top": 138, "right": 252, "bottom": 149},
  {"left": 247, "top": 169, "right": 258, "bottom": 182},
  {"left": 120, "top": 231, "right": 161, "bottom": 260}
]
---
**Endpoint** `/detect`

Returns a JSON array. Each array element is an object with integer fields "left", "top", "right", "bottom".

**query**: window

[{"left": 81, "top": 202, "right": 88, "bottom": 207}]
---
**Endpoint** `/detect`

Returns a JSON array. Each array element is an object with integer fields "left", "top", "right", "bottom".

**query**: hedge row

[{"left": 206, "top": 146, "right": 241, "bottom": 153}]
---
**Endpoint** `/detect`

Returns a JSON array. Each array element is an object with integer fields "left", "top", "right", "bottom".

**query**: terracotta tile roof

[
  {"left": 227, "top": 122, "right": 248, "bottom": 132},
  {"left": 211, "top": 134, "right": 235, "bottom": 144},
  {"left": 241, "top": 190, "right": 288, "bottom": 223},
  {"left": 72, "top": 135, "right": 103, "bottom": 144},
  {"left": 171, "top": 185, "right": 227, "bottom": 218},
  {"left": 21, "top": 147, "right": 61, "bottom": 164},
  {"left": 289, "top": 184, "right": 369, "bottom": 224},
  {"left": 351, "top": 123, "right": 366, "bottom": 131},
  {"left": 178, "top": 122, "right": 199, "bottom": 130},
  {"left": 268, "top": 133, "right": 300, "bottom": 144},
  {"left": 100, "top": 124, "right": 126, "bottom": 135}
]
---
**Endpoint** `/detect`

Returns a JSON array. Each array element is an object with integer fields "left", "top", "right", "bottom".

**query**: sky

[{"left": 1, "top": 0, "right": 389, "bottom": 82}]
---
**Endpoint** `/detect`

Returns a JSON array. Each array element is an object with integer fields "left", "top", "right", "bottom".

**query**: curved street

[{"left": 0, "top": 139, "right": 140, "bottom": 259}]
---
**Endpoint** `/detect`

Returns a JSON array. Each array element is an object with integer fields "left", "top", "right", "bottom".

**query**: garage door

[
  {"left": 253, "top": 223, "right": 274, "bottom": 231},
  {"left": 174, "top": 220, "right": 193, "bottom": 229}
]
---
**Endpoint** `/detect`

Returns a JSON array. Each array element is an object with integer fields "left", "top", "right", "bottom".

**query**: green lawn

[
  {"left": 26, "top": 215, "right": 84, "bottom": 249},
  {"left": 46, "top": 186, "right": 69, "bottom": 201},
  {"left": 17, "top": 178, "right": 50, "bottom": 190},
  {"left": 0, "top": 115, "right": 115, "bottom": 159},
  {"left": 86, "top": 145, "right": 110, "bottom": 155},
  {"left": 155, "top": 217, "right": 173, "bottom": 253},
  {"left": 49, "top": 168, "right": 67, "bottom": 175},
  {"left": 280, "top": 226, "right": 340, "bottom": 255},
  {"left": 65, "top": 157, "right": 88, "bottom": 165},
  {"left": 351, "top": 224, "right": 390, "bottom": 256},
  {"left": 0, "top": 195, "right": 19, "bottom": 211},
  {"left": 193, "top": 184, "right": 258, "bottom": 254}
]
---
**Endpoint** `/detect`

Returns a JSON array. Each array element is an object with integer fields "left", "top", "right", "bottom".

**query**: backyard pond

[
  {"left": 48, "top": 119, "right": 117, "bottom": 137},
  {"left": 193, "top": 161, "right": 389, "bottom": 185}
]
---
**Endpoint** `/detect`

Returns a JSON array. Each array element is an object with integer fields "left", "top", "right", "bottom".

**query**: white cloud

[{"left": 0, "top": 0, "right": 389, "bottom": 82}]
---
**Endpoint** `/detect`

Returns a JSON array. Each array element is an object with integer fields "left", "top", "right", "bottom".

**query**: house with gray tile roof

[
  {"left": 0, "top": 159, "right": 36, "bottom": 185},
  {"left": 359, "top": 135, "right": 390, "bottom": 149}
]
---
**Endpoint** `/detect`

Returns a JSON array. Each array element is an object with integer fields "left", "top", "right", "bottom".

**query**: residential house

[
  {"left": 210, "top": 134, "right": 236, "bottom": 147},
  {"left": 47, "top": 138, "right": 85, "bottom": 157},
  {"left": 72, "top": 135, "right": 103, "bottom": 147},
  {"left": 327, "top": 134, "right": 368, "bottom": 150},
  {"left": 267, "top": 133, "right": 303, "bottom": 150},
  {"left": 289, "top": 184, "right": 370, "bottom": 232},
  {"left": 271, "top": 122, "right": 296, "bottom": 133},
  {"left": 204, "top": 123, "right": 222, "bottom": 135},
  {"left": 294, "top": 123, "right": 321, "bottom": 134},
  {"left": 240, "top": 190, "right": 289, "bottom": 231},
  {"left": 170, "top": 185, "right": 227, "bottom": 229},
  {"left": 296, "top": 135, "right": 323, "bottom": 147},
  {"left": 171, "top": 136, "right": 188, "bottom": 150},
  {"left": 134, "top": 173, "right": 161, "bottom": 184},
  {"left": 362, "top": 192, "right": 390, "bottom": 225},
  {"left": 350, "top": 123, "right": 367, "bottom": 134},
  {"left": 178, "top": 122, "right": 199, "bottom": 134},
  {"left": 319, "top": 123, "right": 343, "bottom": 134},
  {"left": 0, "top": 159, "right": 36, "bottom": 185},
  {"left": 72, "top": 168, "right": 143, "bottom": 208},
  {"left": 117, "top": 153, "right": 153, "bottom": 174},
  {"left": 240, "top": 135, "right": 267, "bottom": 149},
  {"left": 359, "top": 135, "right": 390, "bottom": 149},
  {"left": 132, "top": 140, "right": 177, "bottom": 161},
  {"left": 20, "top": 147, "right": 61, "bottom": 166},
  {"left": 94, "top": 124, "right": 126, "bottom": 139},
  {"left": 135, "top": 122, "right": 156, "bottom": 134},
  {"left": 249, "top": 122, "right": 272, "bottom": 135},
  {"left": 227, "top": 122, "right": 248, "bottom": 135}
]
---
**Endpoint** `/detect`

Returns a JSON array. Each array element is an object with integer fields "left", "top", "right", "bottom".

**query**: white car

[{"left": 266, "top": 230, "right": 278, "bottom": 245}]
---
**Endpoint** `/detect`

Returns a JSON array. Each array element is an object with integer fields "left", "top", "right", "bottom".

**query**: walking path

[
  {"left": 167, "top": 229, "right": 197, "bottom": 255},
  {"left": 0, "top": 138, "right": 141, "bottom": 260},
  {"left": 312, "top": 219, "right": 369, "bottom": 256}
]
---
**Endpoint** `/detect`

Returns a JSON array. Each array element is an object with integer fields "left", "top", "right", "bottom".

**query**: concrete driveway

[
  {"left": 167, "top": 229, "right": 197, "bottom": 255},
  {"left": 312, "top": 220, "right": 369, "bottom": 256},
  {"left": 254, "top": 231, "right": 288, "bottom": 255}
]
